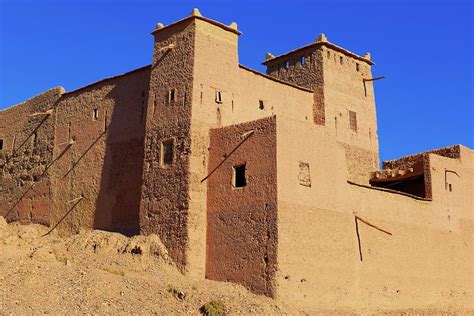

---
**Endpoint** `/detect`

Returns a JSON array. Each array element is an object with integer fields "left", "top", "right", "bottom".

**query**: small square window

[
  {"left": 233, "top": 164, "right": 247, "bottom": 188},
  {"left": 215, "top": 90, "right": 223, "bottom": 104},
  {"left": 161, "top": 139, "right": 174, "bottom": 166},
  {"left": 0, "top": 139, "right": 4, "bottom": 150},
  {"left": 349, "top": 110, "right": 357, "bottom": 132},
  {"left": 93, "top": 108, "right": 99, "bottom": 120},
  {"left": 259, "top": 100, "right": 265, "bottom": 110}
]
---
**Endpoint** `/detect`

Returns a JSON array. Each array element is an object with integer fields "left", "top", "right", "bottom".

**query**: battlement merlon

[{"left": 262, "top": 33, "right": 373, "bottom": 67}]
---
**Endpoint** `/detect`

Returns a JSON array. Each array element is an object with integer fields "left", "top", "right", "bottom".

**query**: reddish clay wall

[
  {"left": 0, "top": 87, "right": 63, "bottom": 225},
  {"left": 206, "top": 116, "right": 278, "bottom": 297}
]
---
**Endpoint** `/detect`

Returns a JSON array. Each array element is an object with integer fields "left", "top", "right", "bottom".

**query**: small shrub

[{"left": 199, "top": 300, "right": 226, "bottom": 316}]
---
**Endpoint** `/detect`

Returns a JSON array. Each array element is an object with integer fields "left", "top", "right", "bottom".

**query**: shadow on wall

[{"left": 93, "top": 78, "right": 149, "bottom": 237}]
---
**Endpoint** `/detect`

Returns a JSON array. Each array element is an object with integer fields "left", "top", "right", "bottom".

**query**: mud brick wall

[
  {"left": 206, "top": 116, "right": 278, "bottom": 297},
  {"left": 49, "top": 67, "right": 150, "bottom": 237},
  {"left": 139, "top": 20, "right": 196, "bottom": 271},
  {"left": 265, "top": 42, "right": 379, "bottom": 184},
  {"left": 265, "top": 46, "right": 326, "bottom": 125},
  {"left": 0, "top": 87, "right": 64, "bottom": 225}
]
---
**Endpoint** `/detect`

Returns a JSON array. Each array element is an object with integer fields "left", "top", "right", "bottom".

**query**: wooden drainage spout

[
  {"left": 42, "top": 195, "right": 85, "bottom": 237},
  {"left": 354, "top": 215, "right": 392, "bottom": 262},
  {"left": 200, "top": 130, "right": 255, "bottom": 183},
  {"left": 363, "top": 76, "right": 385, "bottom": 97}
]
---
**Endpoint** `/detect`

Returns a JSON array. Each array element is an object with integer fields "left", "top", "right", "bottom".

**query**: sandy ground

[
  {"left": 0, "top": 217, "right": 293, "bottom": 315},
  {"left": 1, "top": 217, "right": 467, "bottom": 315}
]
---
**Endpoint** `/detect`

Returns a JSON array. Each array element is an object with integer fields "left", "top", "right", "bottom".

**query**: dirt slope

[{"left": 0, "top": 217, "right": 291, "bottom": 315}]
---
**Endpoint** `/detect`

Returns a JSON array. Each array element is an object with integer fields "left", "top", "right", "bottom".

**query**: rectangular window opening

[
  {"left": 93, "top": 108, "right": 99, "bottom": 120},
  {"left": 0, "top": 139, "right": 4, "bottom": 150},
  {"left": 356, "top": 63, "right": 360, "bottom": 72},
  {"left": 215, "top": 90, "right": 223, "bottom": 104},
  {"left": 340, "top": 56, "right": 344, "bottom": 65},
  {"left": 259, "top": 100, "right": 265, "bottom": 110},
  {"left": 285, "top": 61, "right": 289, "bottom": 68},
  {"left": 349, "top": 110, "right": 358, "bottom": 132},
  {"left": 161, "top": 139, "right": 174, "bottom": 166},
  {"left": 233, "top": 164, "right": 247, "bottom": 188},
  {"left": 168, "top": 89, "right": 176, "bottom": 104},
  {"left": 301, "top": 55, "right": 305, "bottom": 65}
]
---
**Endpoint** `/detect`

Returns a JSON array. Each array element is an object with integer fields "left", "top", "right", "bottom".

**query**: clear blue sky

[{"left": 1, "top": 0, "right": 472, "bottom": 162}]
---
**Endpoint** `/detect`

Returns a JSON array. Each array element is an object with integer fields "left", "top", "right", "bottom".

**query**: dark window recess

[
  {"left": 259, "top": 100, "right": 265, "bottom": 110},
  {"left": 356, "top": 63, "right": 360, "bottom": 72},
  {"left": 371, "top": 175, "right": 426, "bottom": 198},
  {"left": 327, "top": 51, "right": 330, "bottom": 59},
  {"left": 233, "top": 164, "right": 247, "bottom": 188},
  {"left": 340, "top": 56, "right": 344, "bottom": 65},
  {"left": 370, "top": 161, "right": 427, "bottom": 198},
  {"left": 32, "top": 132, "right": 38, "bottom": 146},
  {"left": 0, "top": 139, "right": 3, "bottom": 150},
  {"left": 168, "top": 89, "right": 176, "bottom": 103},
  {"left": 349, "top": 110, "right": 357, "bottom": 132},
  {"left": 162, "top": 139, "right": 174, "bottom": 165},
  {"left": 449, "top": 184, "right": 453, "bottom": 192},
  {"left": 215, "top": 90, "right": 223, "bottom": 104},
  {"left": 93, "top": 108, "right": 99, "bottom": 120}
]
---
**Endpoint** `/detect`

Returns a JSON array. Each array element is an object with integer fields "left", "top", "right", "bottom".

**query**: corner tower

[
  {"left": 139, "top": 9, "right": 241, "bottom": 276},
  {"left": 263, "top": 35, "right": 380, "bottom": 183}
]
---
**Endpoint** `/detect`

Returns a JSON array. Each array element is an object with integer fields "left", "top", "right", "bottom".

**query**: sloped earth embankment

[{"left": 0, "top": 217, "right": 286, "bottom": 314}]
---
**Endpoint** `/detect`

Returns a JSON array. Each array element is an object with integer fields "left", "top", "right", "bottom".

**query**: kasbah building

[{"left": 1, "top": 8, "right": 472, "bottom": 312}]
